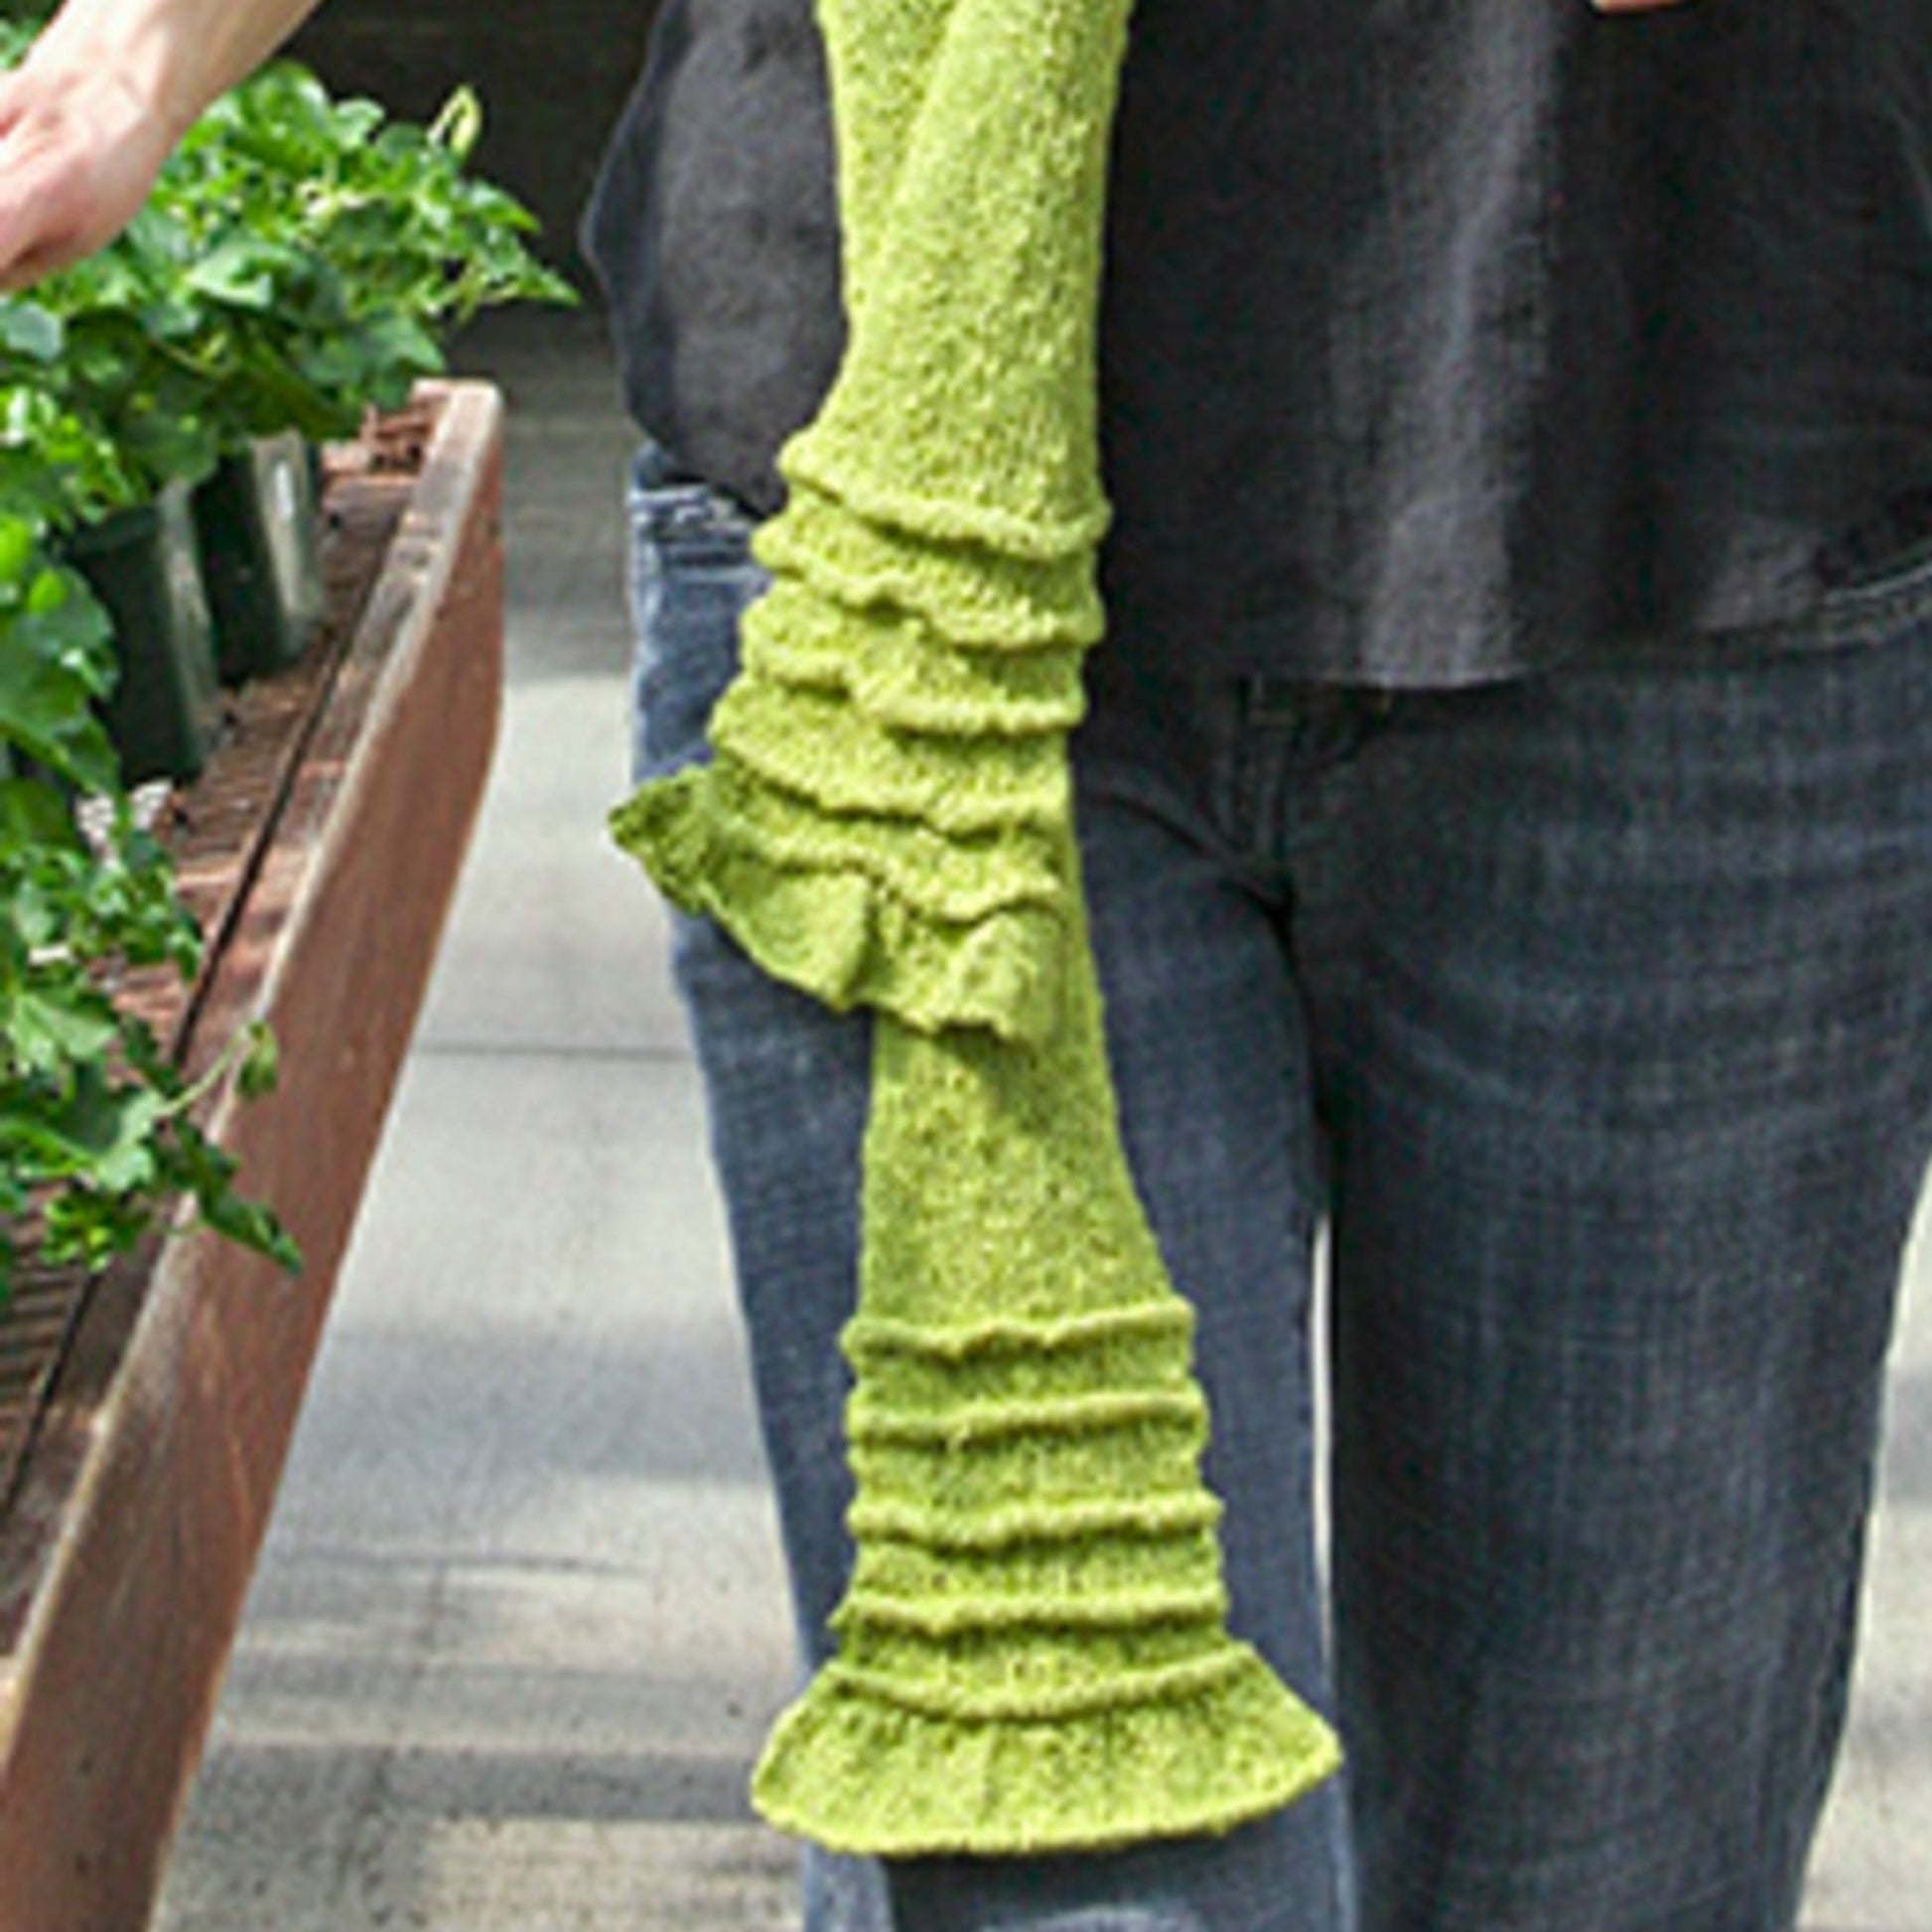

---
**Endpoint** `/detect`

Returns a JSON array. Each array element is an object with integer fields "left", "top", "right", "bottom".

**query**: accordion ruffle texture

[{"left": 748, "top": 907, "right": 1341, "bottom": 1852}]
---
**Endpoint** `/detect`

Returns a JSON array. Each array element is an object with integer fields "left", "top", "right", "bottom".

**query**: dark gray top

[{"left": 584, "top": 0, "right": 1932, "bottom": 685}]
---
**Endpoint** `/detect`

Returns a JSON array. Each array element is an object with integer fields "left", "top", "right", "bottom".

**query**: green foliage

[
  {"left": 1, "top": 509, "right": 300, "bottom": 1305},
  {"left": 0, "top": 360, "right": 148, "bottom": 527},
  {"left": 2, "top": 43, "right": 567, "bottom": 1311},
  {"left": 0, "top": 48, "right": 575, "bottom": 504},
  {"left": 1, "top": 212, "right": 228, "bottom": 504},
  {"left": 170, "top": 66, "right": 575, "bottom": 357}
]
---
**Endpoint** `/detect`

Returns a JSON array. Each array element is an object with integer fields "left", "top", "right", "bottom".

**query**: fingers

[
  {"left": 0, "top": 70, "right": 171, "bottom": 290},
  {"left": 0, "top": 124, "right": 90, "bottom": 289},
  {"left": 0, "top": 72, "right": 49, "bottom": 285}
]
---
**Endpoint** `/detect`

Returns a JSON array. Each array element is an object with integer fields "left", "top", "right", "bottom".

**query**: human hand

[
  {"left": 0, "top": 57, "right": 174, "bottom": 292},
  {"left": 1589, "top": 0, "right": 1695, "bottom": 11}
]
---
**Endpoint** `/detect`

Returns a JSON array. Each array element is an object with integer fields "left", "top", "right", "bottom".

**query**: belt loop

[{"left": 1239, "top": 677, "right": 1399, "bottom": 759}]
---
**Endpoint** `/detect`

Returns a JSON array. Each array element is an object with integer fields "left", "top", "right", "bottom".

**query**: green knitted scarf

[{"left": 611, "top": 0, "right": 1339, "bottom": 1856}]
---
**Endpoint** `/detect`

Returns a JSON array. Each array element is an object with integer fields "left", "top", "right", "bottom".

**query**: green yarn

[
  {"left": 747, "top": 879, "right": 1340, "bottom": 1852},
  {"left": 753, "top": 1656, "right": 1335, "bottom": 1858},
  {"left": 611, "top": 0, "right": 1341, "bottom": 1857}
]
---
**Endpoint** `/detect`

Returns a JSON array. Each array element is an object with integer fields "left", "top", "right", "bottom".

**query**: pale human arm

[{"left": 0, "top": 0, "right": 326, "bottom": 290}]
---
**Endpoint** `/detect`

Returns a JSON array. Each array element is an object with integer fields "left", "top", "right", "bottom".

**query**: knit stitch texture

[{"left": 611, "top": 0, "right": 1341, "bottom": 1855}]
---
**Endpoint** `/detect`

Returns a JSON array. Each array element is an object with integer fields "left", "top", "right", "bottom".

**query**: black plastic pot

[
  {"left": 195, "top": 432, "right": 327, "bottom": 683},
  {"left": 66, "top": 483, "right": 223, "bottom": 785}
]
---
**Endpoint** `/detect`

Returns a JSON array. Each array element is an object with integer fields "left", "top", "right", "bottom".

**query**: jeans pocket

[{"left": 626, "top": 444, "right": 769, "bottom": 784}]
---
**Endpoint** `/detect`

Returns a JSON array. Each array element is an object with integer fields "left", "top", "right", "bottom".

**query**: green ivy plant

[
  {"left": 0, "top": 39, "right": 574, "bottom": 482},
  {"left": 163, "top": 63, "right": 576, "bottom": 407},
  {"left": 0, "top": 217, "right": 228, "bottom": 502},
  {"left": 0, "top": 310, "right": 145, "bottom": 526},
  {"left": 0, "top": 33, "right": 571, "bottom": 1314},
  {"left": 0, "top": 509, "right": 298, "bottom": 1308}
]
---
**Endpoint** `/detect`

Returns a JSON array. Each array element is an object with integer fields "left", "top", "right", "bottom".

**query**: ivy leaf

[
  {"left": 235, "top": 1021, "right": 281, "bottom": 1101},
  {"left": 38, "top": 1184, "right": 149, "bottom": 1274},
  {"left": 4, "top": 983, "right": 122, "bottom": 1076},
  {"left": 0, "top": 510, "right": 34, "bottom": 583},
  {"left": 197, "top": 1186, "right": 303, "bottom": 1277},
  {"left": 183, "top": 236, "right": 306, "bottom": 314},
  {"left": 8, "top": 1065, "right": 168, "bottom": 1192},
  {"left": 0, "top": 634, "right": 120, "bottom": 793},
  {"left": 0, "top": 775, "right": 80, "bottom": 856},
  {"left": 0, "top": 299, "right": 64, "bottom": 367},
  {"left": 165, "top": 1117, "right": 302, "bottom": 1275}
]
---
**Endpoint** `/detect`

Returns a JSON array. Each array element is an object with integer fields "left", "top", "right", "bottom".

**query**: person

[{"left": 5, "top": 2, "right": 1927, "bottom": 1929}]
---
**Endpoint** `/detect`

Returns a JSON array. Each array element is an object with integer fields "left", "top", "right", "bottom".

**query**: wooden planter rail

[{"left": 0, "top": 379, "right": 505, "bottom": 1932}]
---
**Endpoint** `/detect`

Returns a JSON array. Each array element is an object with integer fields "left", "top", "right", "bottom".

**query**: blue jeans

[{"left": 627, "top": 445, "right": 1932, "bottom": 1932}]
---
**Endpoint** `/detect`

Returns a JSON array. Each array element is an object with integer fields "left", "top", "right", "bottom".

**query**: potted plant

[
  {"left": 0, "top": 152, "right": 230, "bottom": 784},
  {"left": 1, "top": 29, "right": 572, "bottom": 718},
  {"left": 146, "top": 62, "right": 572, "bottom": 680}
]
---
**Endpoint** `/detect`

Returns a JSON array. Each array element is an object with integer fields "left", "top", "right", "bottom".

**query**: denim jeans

[{"left": 627, "top": 444, "right": 1932, "bottom": 1932}]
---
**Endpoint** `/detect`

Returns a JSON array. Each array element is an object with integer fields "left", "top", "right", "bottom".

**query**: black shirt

[{"left": 584, "top": 0, "right": 1932, "bottom": 684}]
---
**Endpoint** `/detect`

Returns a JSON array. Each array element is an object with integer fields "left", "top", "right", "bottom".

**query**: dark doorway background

[{"left": 288, "top": 3, "right": 664, "bottom": 286}]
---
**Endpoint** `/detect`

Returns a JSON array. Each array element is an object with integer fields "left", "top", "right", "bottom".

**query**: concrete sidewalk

[{"left": 152, "top": 313, "right": 1930, "bottom": 1932}]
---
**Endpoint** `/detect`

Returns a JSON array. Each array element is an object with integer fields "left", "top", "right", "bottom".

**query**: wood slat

[{"left": 0, "top": 381, "right": 504, "bottom": 1932}]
